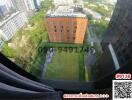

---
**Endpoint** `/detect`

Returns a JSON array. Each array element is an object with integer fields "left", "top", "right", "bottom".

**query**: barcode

[{"left": 113, "top": 80, "right": 132, "bottom": 100}]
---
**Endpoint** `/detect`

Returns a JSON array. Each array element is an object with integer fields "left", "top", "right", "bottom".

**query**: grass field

[{"left": 45, "top": 52, "right": 80, "bottom": 81}]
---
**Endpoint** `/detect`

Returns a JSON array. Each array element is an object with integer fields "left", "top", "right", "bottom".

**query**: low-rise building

[{"left": 45, "top": 6, "right": 88, "bottom": 44}]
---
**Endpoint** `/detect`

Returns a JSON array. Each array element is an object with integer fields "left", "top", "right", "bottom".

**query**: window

[
  {"left": 73, "top": 30, "right": 76, "bottom": 33},
  {"left": 73, "top": 37, "right": 75, "bottom": 40},
  {"left": 0, "top": 0, "right": 120, "bottom": 85},
  {"left": 55, "top": 30, "right": 57, "bottom": 32},
  {"left": 54, "top": 26, "right": 56, "bottom": 28},
  {"left": 74, "top": 26, "right": 77, "bottom": 29},
  {"left": 60, "top": 30, "right": 63, "bottom": 32},
  {"left": 67, "top": 30, "right": 70, "bottom": 33}
]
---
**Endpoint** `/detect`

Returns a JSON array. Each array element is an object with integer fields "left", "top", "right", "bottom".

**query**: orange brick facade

[{"left": 45, "top": 17, "right": 88, "bottom": 44}]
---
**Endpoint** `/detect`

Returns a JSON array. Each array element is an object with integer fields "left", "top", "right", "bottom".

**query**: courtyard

[{"left": 45, "top": 51, "right": 84, "bottom": 81}]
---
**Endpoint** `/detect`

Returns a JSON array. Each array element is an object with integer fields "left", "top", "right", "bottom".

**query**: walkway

[{"left": 41, "top": 48, "right": 54, "bottom": 78}]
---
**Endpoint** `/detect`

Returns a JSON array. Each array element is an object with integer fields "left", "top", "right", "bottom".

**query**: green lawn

[{"left": 45, "top": 52, "right": 80, "bottom": 81}]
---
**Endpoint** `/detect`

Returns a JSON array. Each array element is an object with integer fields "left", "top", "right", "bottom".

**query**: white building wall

[
  {"left": 4, "top": 0, "right": 14, "bottom": 11},
  {"left": 0, "top": 11, "right": 28, "bottom": 42},
  {"left": 25, "top": 0, "right": 35, "bottom": 10},
  {"left": 0, "top": 39, "right": 4, "bottom": 49},
  {"left": 11, "top": 0, "right": 29, "bottom": 16},
  {"left": 36, "top": 0, "right": 41, "bottom": 7}
]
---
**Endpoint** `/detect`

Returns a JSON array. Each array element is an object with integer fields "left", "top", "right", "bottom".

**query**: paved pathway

[{"left": 41, "top": 48, "right": 54, "bottom": 78}]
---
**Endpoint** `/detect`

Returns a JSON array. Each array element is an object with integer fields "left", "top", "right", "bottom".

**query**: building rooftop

[{"left": 46, "top": 6, "right": 87, "bottom": 18}]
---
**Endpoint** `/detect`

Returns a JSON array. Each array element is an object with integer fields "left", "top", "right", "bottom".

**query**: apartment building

[
  {"left": 0, "top": 5, "right": 7, "bottom": 16},
  {"left": 45, "top": 6, "right": 88, "bottom": 44},
  {"left": 11, "top": 0, "right": 27, "bottom": 13},
  {"left": 33, "top": 0, "right": 41, "bottom": 9},
  {"left": 110, "top": 0, "right": 132, "bottom": 67},
  {"left": 11, "top": 0, "right": 41, "bottom": 16},
  {"left": 0, "top": 39, "right": 4, "bottom": 48},
  {"left": 99, "top": 0, "right": 132, "bottom": 73},
  {"left": 0, "top": 0, "right": 14, "bottom": 17},
  {"left": 0, "top": 11, "right": 28, "bottom": 42},
  {"left": 92, "top": 0, "right": 132, "bottom": 79}
]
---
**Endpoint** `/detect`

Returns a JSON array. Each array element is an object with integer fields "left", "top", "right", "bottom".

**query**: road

[
  {"left": 84, "top": 25, "right": 100, "bottom": 80},
  {"left": 83, "top": 8, "right": 102, "bottom": 20},
  {"left": 85, "top": 26, "right": 96, "bottom": 68},
  {"left": 88, "top": 26, "right": 101, "bottom": 43}
]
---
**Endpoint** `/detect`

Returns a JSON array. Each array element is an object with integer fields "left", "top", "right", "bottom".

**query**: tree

[{"left": 87, "top": 14, "right": 93, "bottom": 20}]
